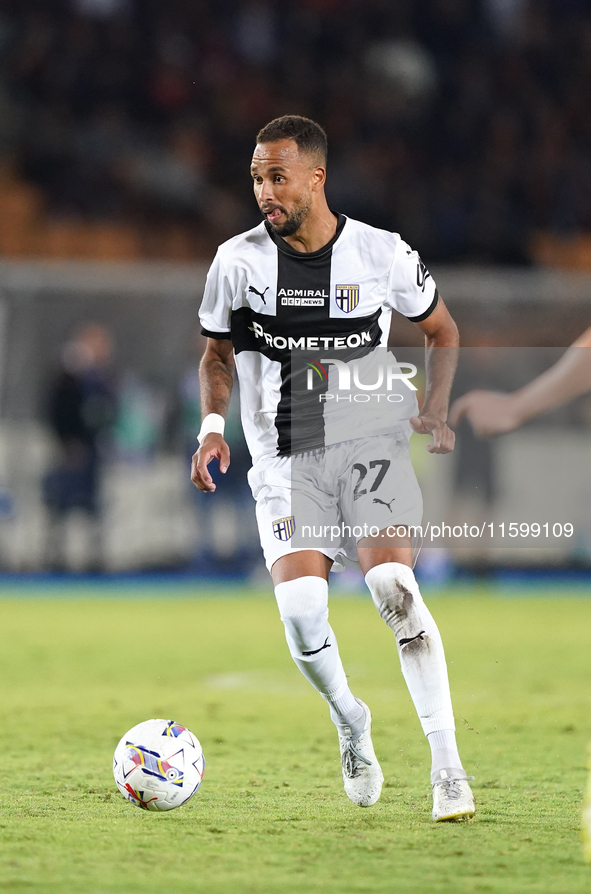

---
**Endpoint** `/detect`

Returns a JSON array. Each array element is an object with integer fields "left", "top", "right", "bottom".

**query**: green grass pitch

[{"left": 1, "top": 583, "right": 590, "bottom": 893}]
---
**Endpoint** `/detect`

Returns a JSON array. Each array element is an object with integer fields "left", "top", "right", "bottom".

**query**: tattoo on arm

[{"left": 199, "top": 348, "right": 235, "bottom": 418}]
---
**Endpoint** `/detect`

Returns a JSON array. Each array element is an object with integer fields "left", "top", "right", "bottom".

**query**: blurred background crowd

[
  {"left": 0, "top": 0, "right": 590, "bottom": 265},
  {"left": 0, "top": 0, "right": 590, "bottom": 578}
]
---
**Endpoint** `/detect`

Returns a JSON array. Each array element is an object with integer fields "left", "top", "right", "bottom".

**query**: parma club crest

[
  {"left": 335, "top": 284, "right": 359, "bottom": 313},
  {"left": 273, "top": 516, "right": 295, "bottom": 541}
]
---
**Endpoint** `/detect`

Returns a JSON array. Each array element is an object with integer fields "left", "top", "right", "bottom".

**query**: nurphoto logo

[{"left": 305, "top": 359, "right": 418, "bottom": 393}]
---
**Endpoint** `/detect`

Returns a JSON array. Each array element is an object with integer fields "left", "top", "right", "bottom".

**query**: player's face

[{"left": 251, "top": 139, "right": 319, "bottom": 237}]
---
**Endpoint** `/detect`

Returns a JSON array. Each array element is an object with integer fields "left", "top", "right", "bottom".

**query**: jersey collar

[{"left": 264, "top": 213, "right": 347, "bottom": 258}]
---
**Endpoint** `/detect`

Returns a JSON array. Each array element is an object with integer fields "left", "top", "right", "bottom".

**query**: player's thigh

[
  {"left": 339, "top": 436, "right": 423, "bottom": 535},
  {"left": 251, "top": 478, "right": 340, "bottom": 575},
  {"left": 271, "top": 550, "right": 333, "bottom": 585},
  {"left": 356, "top": 536, "right": 414, "bottom": 575}
]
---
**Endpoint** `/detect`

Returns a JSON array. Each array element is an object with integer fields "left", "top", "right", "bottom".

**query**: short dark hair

[{"left": 256, "top": 115, "right": 327, "bottom": 165}]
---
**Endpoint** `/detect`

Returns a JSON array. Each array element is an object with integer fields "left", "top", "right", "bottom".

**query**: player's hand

[
  {"left": 449, "top": 390, "right": 521, "bottom": 437},
  {"left": 191, "top": 434, "right": 230, "bottom": 492},
  {"left": 409, "top": 413, "right": 455, "bottom": 454}
]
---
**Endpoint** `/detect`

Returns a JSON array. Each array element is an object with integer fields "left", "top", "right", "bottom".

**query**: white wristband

[{"left": 197, "top": 413, "right": 225, "bottom": 445}]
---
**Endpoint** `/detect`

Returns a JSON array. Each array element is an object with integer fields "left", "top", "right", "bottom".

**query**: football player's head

[{"left": 251, "top": 115, "right": 328, "bottom": 236}]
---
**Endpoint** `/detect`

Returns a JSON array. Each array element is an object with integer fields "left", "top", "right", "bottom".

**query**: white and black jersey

[{"left": 200, "top": 214, "right": 438, "bottom": 464}]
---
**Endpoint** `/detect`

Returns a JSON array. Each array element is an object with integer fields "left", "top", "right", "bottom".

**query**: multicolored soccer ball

[{"left": 113, "top": 719, "right": 205, "bottom": 811}]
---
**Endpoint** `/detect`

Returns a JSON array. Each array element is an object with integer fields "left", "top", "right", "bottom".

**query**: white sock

[
  {"left": 365, "top": 562, "right": 457, "bottom": 739},
  {"left": 275, "top": 577, "right": 365, "bottom": 736},
  {"left": 427, "top": 728, "right": 464, "bottom": 783}
]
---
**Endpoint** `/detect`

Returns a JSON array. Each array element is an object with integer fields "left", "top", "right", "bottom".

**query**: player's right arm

[
  {"left": 449, "top": 325, "right": 591, "bottom": 436},
  {"left": 191, "top": 337, "right": 235, "bottom": 492},
  {"left": 193, "top": 246, "right": 235, "bottom": 491}
]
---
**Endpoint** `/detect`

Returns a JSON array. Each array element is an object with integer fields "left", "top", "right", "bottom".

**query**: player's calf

[
  {"left": 365, "top": 561, "right": 431, "bottom": 650},
  {"left": 365, "top": 561, "right": 474, "bottom": 820},
  {"left": 274, "top": 576, "right": 382, "bottom": 805},
  {"left": 364, "top": 562, "right": 455, "bottom": 734},
  {"left": 274, "top": 576, "right": 365, "bottom": 734}
]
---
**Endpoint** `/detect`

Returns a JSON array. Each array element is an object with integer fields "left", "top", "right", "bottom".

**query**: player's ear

[{"left": 311, "top": 164, "right": 326, "bottom": 191}]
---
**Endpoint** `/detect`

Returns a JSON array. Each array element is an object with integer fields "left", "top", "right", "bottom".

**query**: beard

[{"left": 264, "top": 195, "right": 312, "bottom": 237}]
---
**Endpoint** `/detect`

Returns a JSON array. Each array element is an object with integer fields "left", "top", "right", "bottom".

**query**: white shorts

[{"left": 247, "top": 435, "right": 423, "bottom": 571}]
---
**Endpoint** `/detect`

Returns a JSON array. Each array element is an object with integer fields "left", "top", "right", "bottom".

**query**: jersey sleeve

[
  {"left": 199, "top": 250, "right": 233, "bottom": 339},
  {"left": 385, "top": 238, "right": 439, "bottom": 321}
]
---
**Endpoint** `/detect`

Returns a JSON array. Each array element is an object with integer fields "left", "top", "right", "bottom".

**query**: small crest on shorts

[
  {"left": 272, "top": 516, "right": 295, "bottom": 541},
  {"left": 335, "top": 284, "right": 359, "bottom": 313}
]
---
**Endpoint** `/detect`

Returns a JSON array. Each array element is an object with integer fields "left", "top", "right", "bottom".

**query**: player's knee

[
  {"left": 274, "top": 576, "right": 329, "bottom": 656},
  {"left": 364, "top": 562, "right": 424, "bottom": 640}
]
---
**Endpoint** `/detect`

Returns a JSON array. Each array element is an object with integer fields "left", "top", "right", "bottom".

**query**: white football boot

[
  {"left": 432, "top": 769, "right": 475, "bottom": 822},
  {"left": 337, "top": 699, "right": 384, "bottom": 807}
]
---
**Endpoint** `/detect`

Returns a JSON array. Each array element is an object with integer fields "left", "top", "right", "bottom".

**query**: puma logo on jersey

[
  {"left": 373, "top": 497, "right": 395, "bottom": 512},
  {"left": 248, "top": 285, "right": 269, "bottom": 304}
]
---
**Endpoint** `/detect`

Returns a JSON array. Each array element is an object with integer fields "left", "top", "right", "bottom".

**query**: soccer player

[{"left": 192, "top": 115, "right": 474, "bottom": 821}]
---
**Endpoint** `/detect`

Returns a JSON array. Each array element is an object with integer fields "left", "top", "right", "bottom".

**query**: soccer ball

[{"left": 113, "top": 719, "right": 205, "bottom": 811}]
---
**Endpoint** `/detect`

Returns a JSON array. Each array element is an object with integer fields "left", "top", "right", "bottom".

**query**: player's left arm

[{"left": 410, "top": 298, "right": 459, "bottom": 454}]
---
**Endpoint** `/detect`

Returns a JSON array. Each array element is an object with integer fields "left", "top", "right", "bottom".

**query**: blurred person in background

[
  {"left": 43, "top": 323, "right": 116, "bottom": 571},
  {"left": 3, "top": 1, "right": 591, "bottom": 266},
  {"left": 449, "top": 327, "right": 591, "bottom": 436},
  {"left": 450, "top": 327, "right": 591, "bottom": 860}
]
